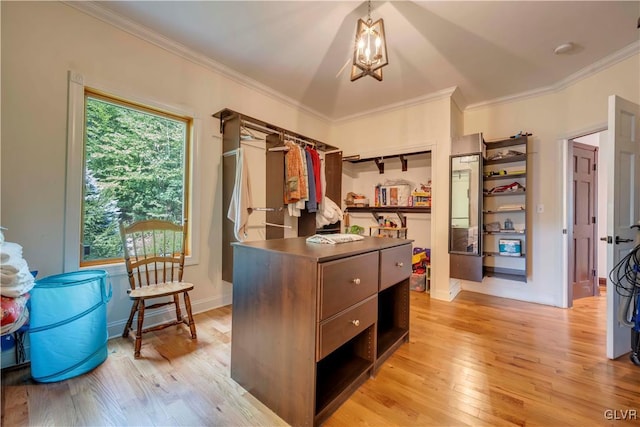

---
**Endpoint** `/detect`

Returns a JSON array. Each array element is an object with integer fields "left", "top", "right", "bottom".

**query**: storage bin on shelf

[
  {"left": 29, "top": 270, "right": 111, "bottom": 383},
  {"left": 410, "top": 247, "right": 430, "bottom": 292}
]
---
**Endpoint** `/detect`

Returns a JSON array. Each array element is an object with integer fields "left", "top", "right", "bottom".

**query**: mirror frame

[{"left": 448, "top": 153, "right": 483, "bottom": 255}]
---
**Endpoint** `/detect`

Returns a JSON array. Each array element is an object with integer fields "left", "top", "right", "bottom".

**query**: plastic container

[{"left": 29, "top": 270, "right": 111, "bottom": 383}]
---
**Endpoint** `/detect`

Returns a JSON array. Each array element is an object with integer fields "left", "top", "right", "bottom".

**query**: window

[{"left": 81, "top": 89, "right": 192, "bottom": 265}]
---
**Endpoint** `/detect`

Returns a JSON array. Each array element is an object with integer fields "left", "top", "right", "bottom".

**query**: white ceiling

[{"left": 81, "top": 1, "right": 639, "bottom": 121}]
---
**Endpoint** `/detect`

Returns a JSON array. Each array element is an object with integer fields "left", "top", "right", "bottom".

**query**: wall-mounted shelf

[
  {"left": 345, "top": 206, "right": 430, "bottom": 228},
  {"left": 484, "top": 252, "right": 526, "bottom": 258},
  {"left": 343, "top": 150, "right": 431, "bottom": 174},
  {"left": 484, "top": 172, "right": 527, "bottom": 181},
  {"left": 483, "top": 208, "right": 525, "bottom": 214},
  {"left": 484, "top": 190, "right": 526, "bottom": 197},
  {"left": 484, "top": 154, "right": 527, "bottom": 166}
]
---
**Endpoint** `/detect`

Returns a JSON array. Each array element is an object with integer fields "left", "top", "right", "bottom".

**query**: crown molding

[
  {"left": 334, "top": 86, "right": 458, "bottom": 124},
  {"left": 62, "top": 2, "right": 639, "bottom": 123},
  {"left": 466, "top": 40, "right": 640, "bottom": 111},
  {"left": 62, "top": 1, "right": 332, "bottom": 123}
]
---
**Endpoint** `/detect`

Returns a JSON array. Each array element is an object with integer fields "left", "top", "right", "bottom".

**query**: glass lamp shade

[{"left": 350, "top": 17, "right": 388, "bottom": 82}]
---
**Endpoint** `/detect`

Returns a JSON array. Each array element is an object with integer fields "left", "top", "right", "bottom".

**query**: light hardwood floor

[{"left": 2, "top": 289, "right": 639, "bottom": 426}]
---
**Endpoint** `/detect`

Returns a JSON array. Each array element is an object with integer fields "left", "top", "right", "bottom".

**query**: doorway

[{"left": 566, "top": 130, "right": 608, "bottom": 306}]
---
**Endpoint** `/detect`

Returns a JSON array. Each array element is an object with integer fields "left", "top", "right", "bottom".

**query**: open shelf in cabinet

[
  {"left": 484, "top": 190, "right": 526, "bottom": 197},
  {"left": 484, "top": 251, "right": 526, "bottom": 258},
  {"left": 315, "top": 325, "right": 374, "bottom": 423},
  {"left": 482, "top": 134, "right": 529, "bottom": 283},
  {"left": 484, "top": 266, "right": 527, "bottom": 282},
  {"left": 376, "top": 280, "right": 409, "bottom": 369},
  {"left": 484, "top": 172, "right": 527, "bottom": 181},
  {"left": 484, "top": 154, "right": 527, "bottom": 166},
  {"left": 483, "top": 208, "right": 525, "bottom": 214}
]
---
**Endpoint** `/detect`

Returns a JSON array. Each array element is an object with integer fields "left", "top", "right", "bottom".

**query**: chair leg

[
  {"left": 183, "top": 291, "right": 197, "bottom": 339},
  {"left": 123, "top": 299, "right": 138, "bottom": 338},
  {"left": 173, "top": 294, "right": 183, "bottom": 322},
  {"left": 134, "top": 300, "right": 145, "bottom": 359}
]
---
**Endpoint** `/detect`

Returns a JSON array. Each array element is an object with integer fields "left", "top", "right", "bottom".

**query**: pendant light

[{"left": 350, "top": 0, "right": 388, "bottom": 82}]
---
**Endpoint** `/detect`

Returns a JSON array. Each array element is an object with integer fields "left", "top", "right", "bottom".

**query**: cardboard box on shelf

[
  {"left": 499, "top": 239, "right": 521, "bottom": 256},
  {"left": 380, "top": 184, "right": 411, "bottom": 206}
]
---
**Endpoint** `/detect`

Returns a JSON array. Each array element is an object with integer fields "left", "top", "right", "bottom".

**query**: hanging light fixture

[{"left": 350, "top": 0, "right": 388, "bottom": 82}]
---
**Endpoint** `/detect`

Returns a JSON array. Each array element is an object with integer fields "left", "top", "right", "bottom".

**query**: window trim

[{"left": 65, "top": 70, "right": 201, "bottom": 276}]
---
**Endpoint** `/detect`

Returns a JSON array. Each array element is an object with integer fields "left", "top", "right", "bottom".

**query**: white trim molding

[{"left": 64, "top": 70, "right": 201, "bottom": 273}]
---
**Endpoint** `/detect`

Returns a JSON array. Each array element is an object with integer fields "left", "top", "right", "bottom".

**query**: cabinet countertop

[{"left": 232, "top": 236, "right": 412, "bottom": 262}]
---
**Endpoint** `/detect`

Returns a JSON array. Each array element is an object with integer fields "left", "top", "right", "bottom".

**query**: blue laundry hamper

[{"left": 29, "top": 270, "right": 112, "bottom": 383}]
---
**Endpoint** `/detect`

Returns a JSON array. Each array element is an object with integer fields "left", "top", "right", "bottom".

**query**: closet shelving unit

[
  {"left": 344, "top": 206, "right": 430, "bottom": 229},
  {"left": 343, "top": 150, "right": 432, "bottom": 229},
  {"left": 213, "top": 108, "right": 342, "bottom": 282},
  {"left": 482, "top": 135, "right": 529, "bottom": 282}
]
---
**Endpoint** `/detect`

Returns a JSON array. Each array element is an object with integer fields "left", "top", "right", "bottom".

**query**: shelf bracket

[
  {"left": 395, "top": 212, "right": 407, "bottom": 228},
  {"left": 399, "top": 155, "right": 407, "bottom": 172},
  {"left": 374, "top": 158, "right": 384, "bottom": 174},
  {"left": 370, "top": 212, "right": 382, "bottom": 223}
]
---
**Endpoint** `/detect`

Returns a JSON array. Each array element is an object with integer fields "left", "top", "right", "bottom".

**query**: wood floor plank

[{"left": 2, "top": 289, "right": 640, "bottom": 426}]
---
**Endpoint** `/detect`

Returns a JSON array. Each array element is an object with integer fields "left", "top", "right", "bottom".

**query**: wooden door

[
  {"left": 571, "top": 142, "right": 598, "bottom": 300},
  {"left": 606, "top": 95, "right": 640, "bottom": 359}
]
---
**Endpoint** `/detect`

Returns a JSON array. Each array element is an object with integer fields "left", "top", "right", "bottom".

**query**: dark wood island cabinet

[{"left": 231, "top": 236, "right": 412, "bottom": 426}]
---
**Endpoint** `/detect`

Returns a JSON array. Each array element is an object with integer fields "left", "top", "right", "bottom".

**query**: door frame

[{"left": 561, "top": 123, "right": 606, "bottom": 308}]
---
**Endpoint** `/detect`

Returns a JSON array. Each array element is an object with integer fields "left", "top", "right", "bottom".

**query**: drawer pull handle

[
  {"left": 352, "top": 278, "right": 361, "bottom": 285},
  {"left": 396, "top": 262, "right": 404, "bottom": 267},
  {"left": 351, "top": 319, "right": 360, "bottom": 327}
]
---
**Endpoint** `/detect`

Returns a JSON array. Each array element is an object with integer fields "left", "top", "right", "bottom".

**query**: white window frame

[{"left": 64, "top": 70, "right": 201, "bottom": 276}]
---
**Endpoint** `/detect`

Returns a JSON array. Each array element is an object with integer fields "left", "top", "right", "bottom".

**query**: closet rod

[
  {"left": 283, "top": 134, "right": 316, "bottom": 148},
  {"left": 268, "top": 146, "right": 290, "bottom": 152},
  {"left": 253, "top": 207, "right": 284, "bottom": 212},
  {"left": 240, "top": 120, "right": 320, "bottom": 148},
  {"left": 241, "top": 120, "right": 278, "bottom": 136},
  {"left": 263, "top": 222, "right": 292, "bottom": 229},
  {"left": 214, "top": 108, "right": 338, "bottom": 151}
]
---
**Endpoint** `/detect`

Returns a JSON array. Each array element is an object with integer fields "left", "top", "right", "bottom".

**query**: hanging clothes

[
  {"left": 284, "top": 140, "right": 309, "bottom": 217},
  {"left": 307, "top": 147, "right": 322, "bottom": 204},
  {"left": 284, "top": 140, "right": 304, "bottom": 203},
  {"left": 227, "top": 147, "right": 253, "bottom": 241},
  {"left": 305, "top": 148, "right": 317, "bottom": 213},
  {"left": 318, "top": 151, "right": 327, "bottom": 211}
]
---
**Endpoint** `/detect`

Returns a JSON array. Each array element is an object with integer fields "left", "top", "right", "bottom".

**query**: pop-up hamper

[{"left": 29, "top": 270, "right": 111, "bottom": 382}]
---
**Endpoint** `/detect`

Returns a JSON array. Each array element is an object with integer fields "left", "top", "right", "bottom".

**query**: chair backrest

[{"left": 119, "top": 219, "right": 188, "bottom": 290}]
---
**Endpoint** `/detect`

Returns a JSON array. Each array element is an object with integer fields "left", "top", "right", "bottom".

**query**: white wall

[{"left": 0, "top": 1, "right": 331, "bottom": 346}]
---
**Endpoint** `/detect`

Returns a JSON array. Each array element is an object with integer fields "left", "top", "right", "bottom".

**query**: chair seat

[{"left": 128, "top": 281, "right": 194, "bottom": 299}]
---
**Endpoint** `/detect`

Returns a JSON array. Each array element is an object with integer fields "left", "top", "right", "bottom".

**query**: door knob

[
  {"left": 615, "top": 236, "right": 633, "bottom": 244},
  {"left": 600, "top": 236, "right": 612, "bottom": 243}
]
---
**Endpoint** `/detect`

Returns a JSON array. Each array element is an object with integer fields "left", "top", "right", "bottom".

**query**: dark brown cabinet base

[{"left": 231, "top": 236, "right": 411, "bottom": 426}]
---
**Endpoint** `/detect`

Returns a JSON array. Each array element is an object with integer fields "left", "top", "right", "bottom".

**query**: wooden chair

[{"left": 119, "top": 219, "right": 197, "bottom": 358}]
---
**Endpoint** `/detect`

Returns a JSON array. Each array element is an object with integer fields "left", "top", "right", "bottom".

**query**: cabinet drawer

[
  {"left": 380, "top": 245, "right": 412, "bottom": 291},
  {"left": 318, "top": 295, "right": 377, "bottom": 361},
  {"left": 319, "top": 251, "right": 378, "bottom": 321}
]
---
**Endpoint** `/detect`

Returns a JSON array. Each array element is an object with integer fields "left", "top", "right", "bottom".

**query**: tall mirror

[{"left": 449, "top": 154, "right": 482, "bottom": 255}]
